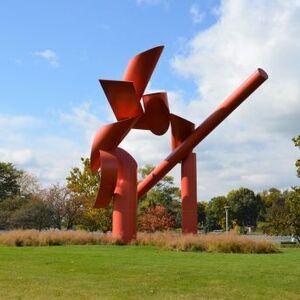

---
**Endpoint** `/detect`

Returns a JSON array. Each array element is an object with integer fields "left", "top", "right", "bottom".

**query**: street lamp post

[{"left": 224, "top": 205, "right": 230, "bottom": 233}]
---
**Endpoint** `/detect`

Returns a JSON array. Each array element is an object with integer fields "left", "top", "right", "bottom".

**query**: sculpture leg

[
  {"left": 181, "top": 152, "right": 198, "bottom": 234},
  {"left": 112, "top": 148, "right": 138, "bottom": 244}
]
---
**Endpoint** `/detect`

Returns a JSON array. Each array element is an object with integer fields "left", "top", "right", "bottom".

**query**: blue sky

[
  {"left": 0, "top": 0, "right": 218, "bottom": 115},
  {"left": 1, "top": 0, "right": 299, "bottom": 200}
]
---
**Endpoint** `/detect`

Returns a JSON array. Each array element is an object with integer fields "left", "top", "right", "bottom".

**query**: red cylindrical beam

[
  {"left": 138, "top": 68, "right": 268, "bottom": 198},
  {"left": 112, "top": 148, "right": 138, "bottom": 244},
  {"left": 181, "top": 152, "right": 198, "bottom": 234}
]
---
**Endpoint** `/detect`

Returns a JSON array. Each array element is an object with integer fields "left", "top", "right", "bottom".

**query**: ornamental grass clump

[
  {"left": 165, "top": 234, "right": 207, "bottom": 252},
  {"left": 0, "top": 230, "right": 279, "bottom": 253},
  {"left": 0, "top": 230, "right": 119, "bottom": 246},
  {"left": 135, "top": 232, "right": 279, "bottom": 253}
]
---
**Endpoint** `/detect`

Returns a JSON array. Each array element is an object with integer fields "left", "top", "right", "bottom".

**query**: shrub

[
  {"left": 138, "top": 205, "right": 176, "bottom": 232},
  {"left": 79, "top": 208, "right": 112, "bottom": 232}
]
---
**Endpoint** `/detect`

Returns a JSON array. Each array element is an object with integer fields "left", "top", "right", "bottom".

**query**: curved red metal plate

[
  {"left": 170, "top": 114, "right": 195, "bottom": 150},
  {"left": 134, "top": 92, "right": 170, "bottom": 135},
  {"left": 94, "top": 150, "right": 118, "bottom": 208},
  {"left": 90, "top": 117, "right": 139, "bottom": 172},
  {"left": 123, "top": 46, "right": 164, "bottom": 100},
  {"left": 99, "top": 80, "right": 143, "bottom": 121}
]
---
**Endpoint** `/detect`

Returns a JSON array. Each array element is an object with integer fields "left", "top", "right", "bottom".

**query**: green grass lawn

[{"left": 0, "top": 246, "right": 299, "bottom": 300}]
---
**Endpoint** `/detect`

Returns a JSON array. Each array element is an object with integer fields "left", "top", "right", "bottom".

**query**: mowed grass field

[{"left": 0, "top": 246, "right": 300, "bottom": 300}]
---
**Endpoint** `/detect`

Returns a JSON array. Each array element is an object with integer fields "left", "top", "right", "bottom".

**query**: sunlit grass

[{"left": 0, "top": 245, "right": 299, "bottom": 299}]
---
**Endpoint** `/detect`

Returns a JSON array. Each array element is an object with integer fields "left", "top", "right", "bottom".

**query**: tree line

[{"left": 0, "top": 135, "right": 299, "bottom": 239}]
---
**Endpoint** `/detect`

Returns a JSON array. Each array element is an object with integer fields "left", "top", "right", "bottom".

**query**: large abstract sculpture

[{"left": 90, "top": 45, "right": 268, "bottom": 243}]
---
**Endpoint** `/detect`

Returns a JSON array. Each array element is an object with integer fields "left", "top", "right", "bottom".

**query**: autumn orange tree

[
  {"left": 138, "top": 205, "right": 176, "bottom": 232},
  {"left": 138, "top": 164, "right": 181, "bottom": 226}
]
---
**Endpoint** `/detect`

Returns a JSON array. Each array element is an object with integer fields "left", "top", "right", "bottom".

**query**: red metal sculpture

[{"left": 90, "top": 45, "right": 268, "bottom": 243}]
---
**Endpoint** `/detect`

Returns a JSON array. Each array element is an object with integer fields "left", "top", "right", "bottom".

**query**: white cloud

[
  {"left": 190, "top": 3, "right": 205, "bottom": 24},
  {"left": 0, "top": 114, "right": 38, "bottom": 128},
  {"left": 34, "top": 49, "right": 59, "bottom": 67},
  {"left": 28, "top": 136, "right": 84, "bottom": 184},
  {"left": 0, "top": 148, "right": 33, "bottom": 165},
  {"left": 59, "top": 102, "right": 104, "bottom": 143},
  {"left": 0, "top": 110, "right": 89, "bottom": 186},
  {"left": 136, "top": 0, "right": 170, "bottom": 10},
  {"left": 2, "top": 1, "right": 299, "bottom": 200},
  {"left": 169, "top": 0, "right": 300, "bottom": 199}
]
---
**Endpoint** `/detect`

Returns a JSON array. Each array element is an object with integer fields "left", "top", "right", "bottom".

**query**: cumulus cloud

[
  {"left": 27, "top": 136, "right": 83, "bottom": 184},
  {"left": 59, "top": 102, "right": 105, "bottom": 143},
  {"left": 34, "top": 49, "right": 59, "bottom": 67},
  {"left": 0, "top": 148, "right": 33, "bottom": 165},
  {"left": 0, "top": 115, "right": 38, "bottom": 128},
  {"left": 190, "top": 3, "right": 205, "bottom": 24},
  {"left": 170, "top": 0, "right": 300, "bottom": 199},
  {"left": 0, "top": 103, "right": 99, "bottom": 185},
  {"left": 0, "top": 114, "right": 38, "bottom": 170},
  {"left": 2, "top": 1, "right": 299, "bottom": 200}
]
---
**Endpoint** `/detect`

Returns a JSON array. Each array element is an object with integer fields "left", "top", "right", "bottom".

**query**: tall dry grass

[
  {"left": 0, "top": 230, "right": 279, "bottom": 253},
  {"left": 134, "top": 232, "right": 279, "bottom": 253},
  {"left": 0, "top": 230, "right": 121, "bottom": 247}
]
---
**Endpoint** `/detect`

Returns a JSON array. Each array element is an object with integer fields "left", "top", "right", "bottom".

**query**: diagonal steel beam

[{"left": 137, "top": 68, "right": 268, "bottom": 198}]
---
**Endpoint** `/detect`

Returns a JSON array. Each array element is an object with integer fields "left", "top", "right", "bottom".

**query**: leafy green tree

[
  {"left": 260, "top": 188, "right": 282, "bottom": 208},
  {"left": 66, "top": 157, "right": 111, "bottom": 231},
  {"left": 0, "top": 162, "right": 22, "bottom": 201},
  {"left": 138, "top": 165, "right": 180, "bottom": 208},
  {"left": 0, "top": 196, "right": 27, "bottom": 229},
  {"left": 259, "top": 189, "right": 300, "bottom": 237},
  {"left": 259, "top": 188, "right": 283, "bottom": 224},
  {"left": 263, "top": 195, "right": 289, "bottom": 235},
  {"left": 205, "top": 196, "right": 227, "bottom": 231},
  {"left": 10, "top": 197, "right": 54, "bottom": 230},
  {"left": 138, "top": 165, "right": 180, "bottom": 206},
  {"left": 66, "top": 157, "right": 99, "bottom": 207},
  {"left": 79, "top": 209, "right": 112, "bottom": 232},
  {"left": 292, "top": 135, "right": 300, "bottom": 178},
  {"left": 227, "top": 188, "right": 262, "bottom": 227},
  {"left": 285, "top": 188, "right": 300, "bottom": 242},
  {"left": 197, "top": 201, "right": 207, "bottom": 229}
]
